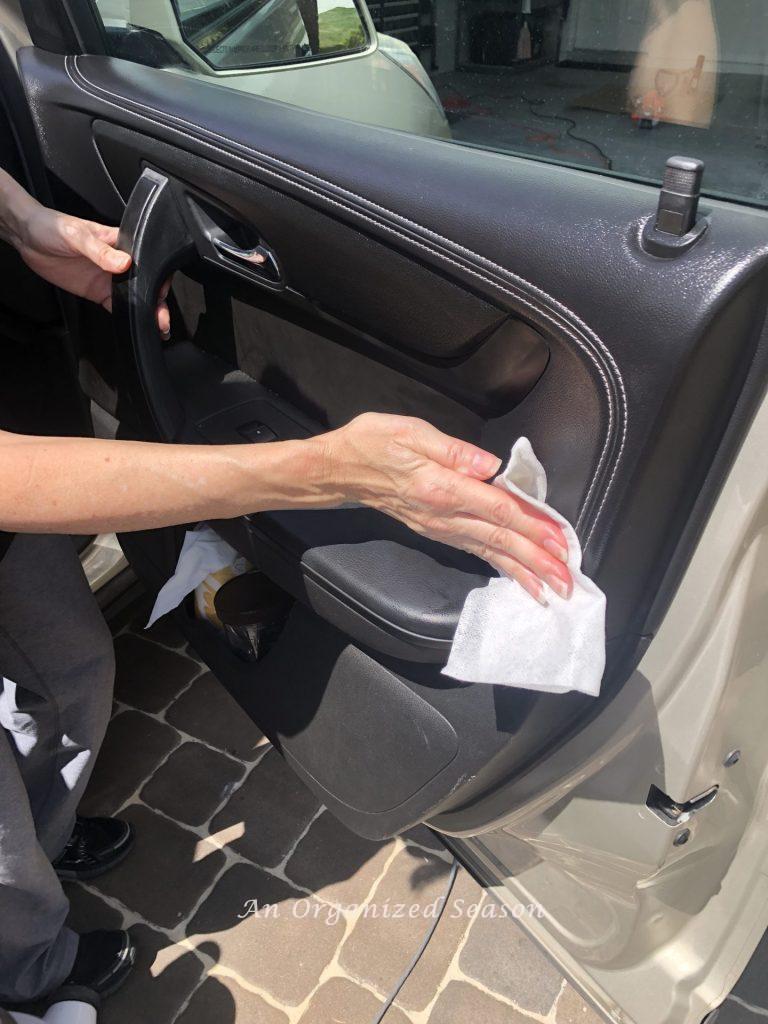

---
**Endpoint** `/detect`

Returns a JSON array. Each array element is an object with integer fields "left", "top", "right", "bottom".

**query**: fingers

[
  {"left": 158, "top": 301, "right": 171, "bottom": 338},
  {"left": 404, "top": 419, "right": 501, "bottom": 480},
  {"left": 72, "top": 222, "right": 131, "bottom": 274},
  {"left": 342, "top": 414, "right": 574, "bottom": 601},
  {"left": 485, "top": 551, "right": 549, "bottom": 605},
  {"left": 445, "top": 513, "right": 572, "bottom": 597},
  {"left": 427, "top": 467, "right": 569, "bottom": 563},
  {"left": 89, "top": 222, "right": 121, "bottom": 245},
  {"left": 405, "top": 455, "right": 572, "bottom": 595},
  {"left": 157, "top": 278, "right": 172, "bottom": 338},
  {"left": 392, "top": 420, "right": 572, "bottom": 593}
]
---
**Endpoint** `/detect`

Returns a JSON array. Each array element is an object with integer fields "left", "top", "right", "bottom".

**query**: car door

[{"left": 8, "top": 0, "right": 768, "bottom": 1021}]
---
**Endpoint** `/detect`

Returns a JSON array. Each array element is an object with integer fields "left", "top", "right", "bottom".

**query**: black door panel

[
  {"left": 110, "top": 157, "right": 496, "bottom": 663},
  {"left": 93, "top": 120, "right": 552, "bottom": 419},
  {"left": 19, "top": 47, "right": 768, "bottom": 836}
]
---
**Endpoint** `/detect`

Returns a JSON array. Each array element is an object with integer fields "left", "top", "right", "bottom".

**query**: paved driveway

[{"left": 68, "top": 600, "right": 602, "bottom": 1024}]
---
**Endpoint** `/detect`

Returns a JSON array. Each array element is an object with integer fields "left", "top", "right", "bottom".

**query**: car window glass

[{"left": 90, "top": 0, "right": 768, "bottom": 208}]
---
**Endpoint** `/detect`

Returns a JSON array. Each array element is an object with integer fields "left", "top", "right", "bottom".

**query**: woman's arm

[
  {"left": 0, "top": 168, "right": 171, "bottom": 335},
  {"left": 0, "top": 167, "right": 40, "bottom": 248},
  {"left": 0, "top": 170, "right": 571, "bottom": 602},
  {"left": 0, "top": 413, "right": 572, "bottom": 603}
]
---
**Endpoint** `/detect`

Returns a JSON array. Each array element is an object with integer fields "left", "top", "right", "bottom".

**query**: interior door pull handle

[
  {"left": 213, "top": 238, "right": 269, "bottom": 265},
  {"left": 211, "top": 236, "right": 282, "bottom": 285},
  {"left": 184, "top": 195, "right": 284, "bottom": 288}
]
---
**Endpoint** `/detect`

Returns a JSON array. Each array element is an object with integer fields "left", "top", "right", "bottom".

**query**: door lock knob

[
  {"left": 641, "top": 156, "right": 708, "bottom": 258},
  {"left": 656, "top": 156, "right": 704, "bottom": 237}
]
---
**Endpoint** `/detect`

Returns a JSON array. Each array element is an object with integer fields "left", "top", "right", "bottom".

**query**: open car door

[{"left": 9, "top": 0, "right": 768, "bottom": 1020}]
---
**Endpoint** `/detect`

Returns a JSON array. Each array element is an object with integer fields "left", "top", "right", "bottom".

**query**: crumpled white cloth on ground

[{"left": 442, "top": 437, "right": 606, "bottom": 696}]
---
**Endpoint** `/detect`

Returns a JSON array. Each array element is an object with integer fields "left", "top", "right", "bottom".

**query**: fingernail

[
  {"left": 542, "top": 538, "right": 569, "bottom": 563},
  {"left": 510, "top": 573, "right": 547, "bottom": 606},
  {"left": 545, "top": 573, "right": 571, "bottom": 600},
  {"left": 472, "top": 452, "right": 500, "bottom": 476}
]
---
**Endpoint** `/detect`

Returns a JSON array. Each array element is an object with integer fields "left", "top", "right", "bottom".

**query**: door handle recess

[
  {"left": 212, "top": 237, "right": 281, "bottom": 281},
  {"left": 183, "top": 193, "right": 284, "bottom": 289}
]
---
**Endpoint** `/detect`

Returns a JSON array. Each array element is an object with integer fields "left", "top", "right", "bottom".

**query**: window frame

[{"left": 20, "top": 0, "right": 110, "bottom": 56}]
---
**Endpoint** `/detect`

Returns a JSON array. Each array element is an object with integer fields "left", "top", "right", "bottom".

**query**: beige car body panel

[
  {"left": 96, "top": 0, "right": 451, "bottom": 138},
  {"left": 451, "top": 319, "right": 768, "bottom": 1023}
]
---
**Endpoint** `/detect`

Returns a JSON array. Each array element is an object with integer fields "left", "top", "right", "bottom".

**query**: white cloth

[
  {"left": 146, "top": 525, "right": 238, "bottom": 627},
  {"left": 443, "top": 438, "right": 606, "bottom": 696}
]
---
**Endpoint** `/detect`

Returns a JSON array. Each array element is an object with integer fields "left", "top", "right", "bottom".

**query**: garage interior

[{"left": 371, "top": 0, "right": 768, "bottom": 202}]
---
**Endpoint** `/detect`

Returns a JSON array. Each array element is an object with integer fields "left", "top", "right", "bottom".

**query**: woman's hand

[
  {"left": 13, "top": 201, "right": 171, "bottom": 337},
  {"left": 322, "top": 413, "right": 572, "bottom": 604}
]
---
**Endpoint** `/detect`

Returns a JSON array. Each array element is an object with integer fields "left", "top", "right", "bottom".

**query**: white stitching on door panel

[
  {"left": 66, "top": 57, "right": 623, "bottom": 542},
  {"left": 65, "top": 59, "right": 622, "bottom": 489},
  {"left": 72, "top": 59, "right": 620, "bottom": 374},
  {"left": 66, "top": 56, "right": 626, "bottom": 545}
]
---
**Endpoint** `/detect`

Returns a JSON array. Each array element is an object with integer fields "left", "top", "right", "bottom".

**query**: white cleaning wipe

[
  {"left": 443, "top": 438, "right": 606, "bottom": 696},
  {"left": 146, "top": 525, "right": 239, "bottom": 628}
]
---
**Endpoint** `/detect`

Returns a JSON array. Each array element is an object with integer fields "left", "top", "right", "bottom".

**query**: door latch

[{"left": 646, "top": 783, "right": 719, "bottom": 827}]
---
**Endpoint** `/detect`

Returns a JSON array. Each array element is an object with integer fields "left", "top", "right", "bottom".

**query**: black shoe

[
  {"left": 53, "top": 816, "right": 134, "bottom": 881},
  {"left": 60, "top": 930, "right": 136, "bottom": 998}
]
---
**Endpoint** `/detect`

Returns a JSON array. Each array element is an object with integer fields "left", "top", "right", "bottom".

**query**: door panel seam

[{"left": 64, "top": 56, "right": 627, "bottom": 545}]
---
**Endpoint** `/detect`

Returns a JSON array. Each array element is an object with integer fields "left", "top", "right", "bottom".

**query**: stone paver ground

[{"left": 68, "top": 598, "right": 602, "bottom": 1024}]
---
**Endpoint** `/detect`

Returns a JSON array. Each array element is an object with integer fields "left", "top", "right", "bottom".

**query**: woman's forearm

[
  {"left": 0, "top": 411, "right": 575, "bottom": 601},
  {"left": 0, "top": 168, "right": 39, "bottom": 249},
  {"left": 0, "top": 430, "right": 338, "bottom": 535},
  {"left": 0, "top": 167, "right": 574, "bottom": 599}
]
